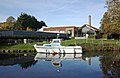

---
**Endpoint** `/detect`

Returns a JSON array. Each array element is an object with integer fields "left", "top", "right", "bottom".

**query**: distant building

[
  {"left": 79, "top": 24, "right": 100, "bottom": 37},
  {"left": 38, "top": 26, "right": 80, "bottom": 38},
  {"left": 38, "top": 16, "right": 100, "bottom": 38},
  {"left": 77, "top": 15, "right": 100, "bottom": 38}
]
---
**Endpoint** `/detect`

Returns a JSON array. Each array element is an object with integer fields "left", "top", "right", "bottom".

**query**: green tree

[
  {"left": 100, "top": 12, "right": 111, "bottom": 34},
  {"left": 14, "top": 13, "right": 47, "bottom": 30},
  {"left": 1, "top": 16, "right": 16, "bottom": 29},
  {"left": 2, "top": 22, "right": 14, "bottom": 29},
  {"left": 6, "top": 16, "right": 16, "bottom": 23},
  {"left": 100, "top": 0, "right": 120, "bottom": 39}
]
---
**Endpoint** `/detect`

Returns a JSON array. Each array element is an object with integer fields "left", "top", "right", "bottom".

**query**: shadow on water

[{"left": 0, "top": 51, "right": 120, "bottom": 78}]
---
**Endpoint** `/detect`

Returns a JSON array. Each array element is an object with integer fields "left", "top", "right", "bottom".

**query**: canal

[{"left": 0, "top": 51, "right": 120, "bottom": 78}]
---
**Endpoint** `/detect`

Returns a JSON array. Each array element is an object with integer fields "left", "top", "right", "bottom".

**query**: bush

[
  {"left": 88, "top": 35, "right": 95, "bottom": 39},
  {"left": 102, "top": 34, "right": 108, "bottom": 39}
]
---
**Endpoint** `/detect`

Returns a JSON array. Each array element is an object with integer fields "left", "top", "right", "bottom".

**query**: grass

[
  {"left": 0, "top": 39, "right": 120, "bottom": 50},
  {"left": 0, "top": 43, "right": 35, "bottom": 50},
  {"left": 61, "top": 39, "right": 120, "bottom": 46}
]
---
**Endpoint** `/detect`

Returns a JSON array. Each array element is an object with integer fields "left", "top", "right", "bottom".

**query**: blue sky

[{"left": 0, "top": 0, "right": 107, "bottom": 28}]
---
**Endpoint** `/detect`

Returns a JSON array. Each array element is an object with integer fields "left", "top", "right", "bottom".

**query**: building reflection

[{"left": 85, "top": 57, "right": 91, "bottom": 65}]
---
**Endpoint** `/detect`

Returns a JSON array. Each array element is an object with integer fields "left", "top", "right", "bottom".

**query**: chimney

[{"left": 88, "top": 15, "right": 91, "bottom": 26}]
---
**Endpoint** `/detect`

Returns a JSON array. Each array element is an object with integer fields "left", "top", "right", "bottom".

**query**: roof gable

[{"left": 81, "top": 24, "right": 99, "bottom": 31}]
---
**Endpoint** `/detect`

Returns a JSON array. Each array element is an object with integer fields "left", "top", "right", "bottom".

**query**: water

[{"left": 0, "top": 52, "right": 120, "bottom": 78}]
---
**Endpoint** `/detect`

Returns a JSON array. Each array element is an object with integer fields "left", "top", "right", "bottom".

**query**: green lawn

[
  {"left": 0, "top": 39, "right": 119, "bottom": 50},
  {"left": 61, "top": 39, "right": 119, "bottom": 46},
  {"left": 0, "top": 43, "right": 34, "bottom": 50}
]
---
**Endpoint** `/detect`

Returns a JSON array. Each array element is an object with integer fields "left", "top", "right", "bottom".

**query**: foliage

[
  {"left": 100, "top": 0, "right": 120, "bottom": 39},
  {"left": 2, "top": 22, "right": 14, "bottom": 29},
  {"left": 6, "top": 16, "right": 16, "bottom": 23},
  {"left": 14, "top": 13, "right": 47, "bottom": 31},
  {"left": 102, "top": 34, "right": 108, "bottom": 39},
  {"left": 26, "top": 27, "right": 33, "bottom": 31},
  {"left": 88, "top": 35, "right": 95, "bottom": 39},
  {"left": 1, "top": 16, "right": 16, "bottom": 29}
]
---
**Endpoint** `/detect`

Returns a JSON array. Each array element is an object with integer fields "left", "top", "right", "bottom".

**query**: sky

[{"left": 0, "top": 0, "right": 107, "bottom": 28}]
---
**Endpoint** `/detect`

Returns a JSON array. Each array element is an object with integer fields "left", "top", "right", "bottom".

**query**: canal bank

[
  {"left": 0, "top": 49, "right": 36, "bottom": 54},
  {"left": 81, "top": 43, "right": 120, "bottom": 52},
  {"left": 0, "top": 39, "right": 120, "bottom": 54}
]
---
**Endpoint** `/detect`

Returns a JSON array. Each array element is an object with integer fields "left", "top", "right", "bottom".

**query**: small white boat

[{"left": 34, "top": 39, "right": 82, "bottom": 54}]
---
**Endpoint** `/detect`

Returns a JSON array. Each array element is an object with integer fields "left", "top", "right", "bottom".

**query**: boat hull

[{"left": 34, "top": 45, "right": 82, "bottom": 54}]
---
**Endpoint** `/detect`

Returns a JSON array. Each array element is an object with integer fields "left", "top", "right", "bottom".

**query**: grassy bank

[
  {"left": 0, "top": 39, "right": 120, "bottom": 51},
  {"left": 62, "top": 39, "right": 120, "bottom": 51},
  {"left": 61, "top": 39, "right": 119, "bottom": 46},
  {"left": 0, "top": 43, "right": 35, "bottom": 50}
]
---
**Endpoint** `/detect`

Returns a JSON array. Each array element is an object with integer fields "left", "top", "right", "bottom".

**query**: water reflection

[
  {"left": 99, "top": 52, "right": 120, "bottom": 78},
  {"left": 0, "top": 52, "right": 120, "bottom": 78},
  {"left": 0, "top": 54, "right": 37, "bottom": 69},
  {"left": 82, "top": 51, "right": 120, "bottom": 78},
  {"left": 34, "top": 53, "right": 83, "bottom": 72}
]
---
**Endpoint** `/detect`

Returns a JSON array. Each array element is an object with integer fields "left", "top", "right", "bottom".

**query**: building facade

[
  {"left": 38, "top": 26, "right": 80, "bottom": 38},
  {"left": 78, "top": 24, "right": 100, "bottom": 37}
]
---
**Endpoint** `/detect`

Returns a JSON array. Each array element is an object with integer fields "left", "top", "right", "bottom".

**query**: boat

[{"left": 34, "top": 39, "right": 82, "bottom": 54}]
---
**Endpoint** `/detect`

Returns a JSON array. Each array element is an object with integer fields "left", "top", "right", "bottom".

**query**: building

[
  {"left": 0, "top": 30, "right": 66, "bottom": 43},
  {"left": 38, "top": 26, "right": 80, "bottom": 38},
  {"left": 38, "top": 16, "right": 100, "bottom": 38},
  {"left": 77, "top": 15, "right": 100, "bottom": 38},
  {"left": 79, "top": 24, "right": 99, "bottom": 37}
]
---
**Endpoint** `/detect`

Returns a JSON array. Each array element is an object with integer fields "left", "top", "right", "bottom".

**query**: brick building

[
  {"left": 38, "top": 16, "right": 100, "bottom": 38},
  {"left": 38, "top": 26, "right": 80, "bottom": 38}
]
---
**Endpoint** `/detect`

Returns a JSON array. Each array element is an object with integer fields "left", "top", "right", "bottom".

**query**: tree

[
  {"left": 14, "top": 13, "right": 47, "bottom": 31},
  {"left": 100, "top": 0, "right": 120, "bottom": 39},
  {"left": 6, "top": 16, "right": 16, "bottom": 23},
  {"left": 2, "top": 22, "right": 14, "bottom": 29},
  {"left": 100, "top": 12, "right": 111, "bottom": 34},
  {"left": 1, "top": 16, "right": 16, "bottom": 29}
]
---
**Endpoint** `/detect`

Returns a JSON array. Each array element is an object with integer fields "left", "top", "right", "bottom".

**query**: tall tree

[
  {"left": 6, "top": 16, "right": 16, "bottom": 23},
  {"left": 14, "top": 13, "right": 47, "bottom": 30},
  {"left": 100, "top": 0, "right": 120, "bottom": 39},
  {"left": 1, "top": 16, "right": 16, "bottom": 29}
]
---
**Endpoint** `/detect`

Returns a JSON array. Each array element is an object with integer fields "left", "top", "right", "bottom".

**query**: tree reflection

[
  {"left": 19, "top": 60, "right": 37, "bottom": 69},
  {"left": 0, "top": 53, "right": 37, "bottom": 69},
  {"left": 82, "top": 51, "right": 120, "bottom": 78},
  {"left": 99, "top": 52, "right": 120, "bottom": 78},
  {"left": 99, "top": 55, "right": 113, "bottom": 78}
]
